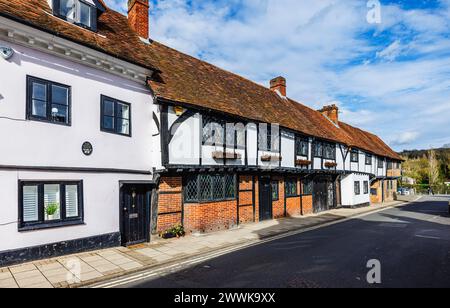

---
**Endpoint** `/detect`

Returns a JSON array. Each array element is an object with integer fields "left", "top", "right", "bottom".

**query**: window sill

[
  {"left": 18, "top": 220, "right": 85, "bottom": 232},
  {"left": 184, "top": 198, "right": 237, "bottom": 205},
  {"left": 27, "top": 117, "right": 71, "bottom": 127},
  {"left": 100, "top": 129, "right": 132, "bottom": 138}
]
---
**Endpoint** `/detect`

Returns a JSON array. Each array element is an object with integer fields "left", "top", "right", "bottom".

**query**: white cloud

[
  {"left": 103, "top": 0, "right": 450, "bottom": 151},
  {"left": 390, "top": 131, "right": 420, "bottom": 146},
  {"left": 376, "top": 40, "right": 403, "bottom": 61}
]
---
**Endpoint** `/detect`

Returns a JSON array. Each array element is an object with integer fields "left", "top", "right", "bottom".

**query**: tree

[{"left": 429, "top": 150, "right": 440, "bottom": 186}]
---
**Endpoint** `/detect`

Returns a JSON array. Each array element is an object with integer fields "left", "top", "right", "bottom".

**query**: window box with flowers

[
  {"left": 324, "top": 162, "right": 338, "bottom": 168},
  {"left": 261, "top": 155, "right": 282, "bottom": 162},
  {"left": 295, "top": 159, "right": 312, "bottom": 167},
  {"left": 212, "top": 151, "right": 242, "bottom": 160}
]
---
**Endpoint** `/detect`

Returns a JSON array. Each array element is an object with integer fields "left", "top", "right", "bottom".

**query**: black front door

[
  {"left": 313, "top": 179, "right": 328, "bottom": 213},
  {"left": 120, "top": 184, "right": 152, "bottom": 246},
  {"left": 259, "top": 177, "right": 273, "bottom": 221}
]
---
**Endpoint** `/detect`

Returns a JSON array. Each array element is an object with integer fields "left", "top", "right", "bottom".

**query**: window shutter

[
  {"left": 65, "top": 185, "right": 79, "bottom": 218},
  {"left": 23, "top": 186, "right": 39, "bottom": 222}
]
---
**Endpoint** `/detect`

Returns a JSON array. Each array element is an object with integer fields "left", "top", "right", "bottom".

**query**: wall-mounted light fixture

[
  {"left": 0, "top": 45, "right": 14, "bottom": 60},
  {"left": 173, "top": 106, "right": 184, "bottom": 116}
]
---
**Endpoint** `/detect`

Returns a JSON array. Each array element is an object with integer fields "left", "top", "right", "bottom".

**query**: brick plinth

[
  {"left": 302, "top": 195, "right": 313, "bottom": 215},
  {"left": 184, "top": 201, "right": 237, "bottom": 234}
]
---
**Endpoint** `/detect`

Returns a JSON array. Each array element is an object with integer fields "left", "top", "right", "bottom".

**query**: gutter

[{"left": 0, "top": 11, "right": 161, "bottom": 74}]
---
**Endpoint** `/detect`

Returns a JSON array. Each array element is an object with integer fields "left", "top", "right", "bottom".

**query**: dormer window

[{"left": 52, "top": 0, "right": 105, "bottom": 31}]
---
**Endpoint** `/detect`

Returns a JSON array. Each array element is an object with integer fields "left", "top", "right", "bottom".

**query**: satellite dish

[{"left": 0, "top": 46, "right": 14, "bottom": 60}]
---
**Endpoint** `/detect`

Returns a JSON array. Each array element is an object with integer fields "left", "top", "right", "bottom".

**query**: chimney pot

[
  {"left": 128, "top": 0, "right": 149, "bottom": 39},
  {"left": 270, "top": 76, "right": 287, "bottom": 97},
  {"left": 319, "top": 104, "right": 339, "bottom": 125}
]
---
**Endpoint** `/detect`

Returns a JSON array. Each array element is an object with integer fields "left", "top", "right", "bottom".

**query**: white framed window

[{"left": 55, "top": 0, "right": 96, "bottom": 30}]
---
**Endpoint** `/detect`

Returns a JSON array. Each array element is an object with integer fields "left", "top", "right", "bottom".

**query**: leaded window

[
  {"left": 184, "top": 174, "right": 236, "bottom": 203},
  {"left": 259, "top": 124, "right": 279, "bottom": 152},
  {"left": 302, "top": 179, "right": 313, "bottom": 195},
  {"left": 271, "top": 181, "right": 279, "bottom": 201},
  {"left": 365, "top": 154, "right": 372, "bottom": 165},
  {"left": 354, "top": 181, "right": 361, "bottom": 195},
  {"left": 324, "top": 143, "right": 336, "bottom": 160},
  {"left": 351, "top": 150, "right": 359, "bottom": 163},
  {"left": 364, "top": 181, "right": 369, "bottom": 194},
  {"left": 225, "top": 174, "right": 236, "bottom": 199},
  {"left": 378, "top": 158, "right": 384, "bottom": 169},
  {"left": 285, "top": 178, "right": 298, "bottom": 197},
  {"left": 203, "top": 115, "right": 225, "bottom": 146},
  {"left": 313, "top": 142, "right": 323, "bottom": 157},
  {"left": 184, "top": 175, "right": 198, "bottom": 203},
  {"left": 313, "top": 141, "right": 335, "bottom": 159},
  {"left": 295, "top": 136, "right": 309, "bottom": 156},
  {"left": 225, "top": 123, "right": 246, "bottom": 150}
]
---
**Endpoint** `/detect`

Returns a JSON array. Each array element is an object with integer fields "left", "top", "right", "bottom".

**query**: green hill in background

[{"left": 399, "top": 148, "right": 450, "bottom": 186}]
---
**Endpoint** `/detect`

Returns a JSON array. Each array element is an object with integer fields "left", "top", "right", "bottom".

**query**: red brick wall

[
  {"left": 157, "top": 177, "right": 183, "bottom": 233},
  {"left": 286, "top": 178, "right": 301, "bottom": 217},
  {"left": 272, "top": 177, "right": 285, "bottom": 219},
  {"left": 302, "top": 195, "right": 313, "bottom": 215},
  {"left": 156, "top": 175, "right": 320, "bottom": 235},
  {"left": 371, "top": 180, "right": 382, "bottom": 204},
  {"left": 254, "top": 177, "right": 260, "bottom": 222},
  {"left": 238, "top": 175, "right": 255, "bottom": 224},
  {"left": 184, "top": 200, "right": 237, "bottom": 234},
  {"left": 286, "top": 197, "right": 301, "bottom": 217}
]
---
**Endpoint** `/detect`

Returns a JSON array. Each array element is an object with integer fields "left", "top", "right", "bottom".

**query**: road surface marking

[
  {"left": 91, "top": 200, "right": 420, "bottom": 289},
  {"left": 415, "top": 235, "right": 441, "bottom": 240}
]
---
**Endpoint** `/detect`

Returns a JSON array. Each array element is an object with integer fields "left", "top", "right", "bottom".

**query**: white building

[{"left": 0, "top": 0, "right": 402, "bottom": 266}]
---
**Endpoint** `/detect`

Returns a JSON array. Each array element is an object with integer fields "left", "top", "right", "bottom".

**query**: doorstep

[{"left": 0, "top": 199, "right": 412, "bottom": 288}]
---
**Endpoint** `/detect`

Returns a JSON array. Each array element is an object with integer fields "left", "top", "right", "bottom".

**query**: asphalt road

[{"left": 124, "top": 196, "right": 450, "bottom": 288}]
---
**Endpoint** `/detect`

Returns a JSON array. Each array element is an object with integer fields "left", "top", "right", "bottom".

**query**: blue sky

[{"left": 106, "top": 0, "right": 450, "bottom": 151}]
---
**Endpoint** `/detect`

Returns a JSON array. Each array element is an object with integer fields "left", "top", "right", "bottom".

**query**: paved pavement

[
  {"left": 0, "top": 199, "right": 412, "bottom": 288},
  {"left": 119, "top": 196, "right": 450, "bottom": 288}
]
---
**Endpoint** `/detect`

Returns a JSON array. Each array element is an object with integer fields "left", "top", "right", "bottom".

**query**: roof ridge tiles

[{"left": 0, "top": 0, "right": 401, "bottom": 161}]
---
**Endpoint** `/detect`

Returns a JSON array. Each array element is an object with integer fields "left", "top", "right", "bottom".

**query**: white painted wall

[
  {"left": 0, "top": 40, "right": 155, "bottom": 252},
  {"left": 0, "top": 40, "right": 154, "bottom": 172},
  {"left": 0, "top": 170, "right": 151, "bottom": 251},
  {"left": 341, "top": 173, "right": 370, "bottom": 207},
  {"left": 247, "top": 123, "right": 258, "bottom": 166},
  {"left": 281, "top": 130, "right": 295, "bottom": 168},
  {"left": 168, "top": 108, "right": 200, "bottom": 166},
  {"left": 336, "top": 144, "right": 345, "bottom": 171}
]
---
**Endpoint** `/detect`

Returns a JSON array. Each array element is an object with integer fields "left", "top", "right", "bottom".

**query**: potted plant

[
  {"left": 45, "top": 203, "right": 59, "bottom": 220},
  {"left": 212, "top": 151, "right": 242, "bottom": 160},
  {"left": 324, "top": 162, "right": 338, "bottom": 168},
  {"left": 160, "top": 224, "right": 186, "bottom": 239},
  {"left": 261, "top": 155, "right": 282, "bottom": 162},
  {"left": 296, "top": 159, "right": 312, "bottom": 166}
]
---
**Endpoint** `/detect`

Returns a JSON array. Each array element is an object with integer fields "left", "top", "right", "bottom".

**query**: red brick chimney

[
  {"left": 128, "top": 0, "right": 149, "bottom": 39},
  {"left": 319, "top": 104, "right": 339, "bottom": 125},
  {"left": 270, "top": 76, "right": 287, "bottom": 97}
]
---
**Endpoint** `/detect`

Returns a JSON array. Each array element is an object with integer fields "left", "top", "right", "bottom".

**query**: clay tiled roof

[
  {"left": 147, "top": 42, "right": 401, "bottom": 160},
  {"left": 0, "top": 0, "right": 158, "bottom": 71},
  {"left": 0, "top": 0, "right": 401, "bottom": 161},
  {"left": 339, "top": 122, "right": 402, "bottom": 160}
]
